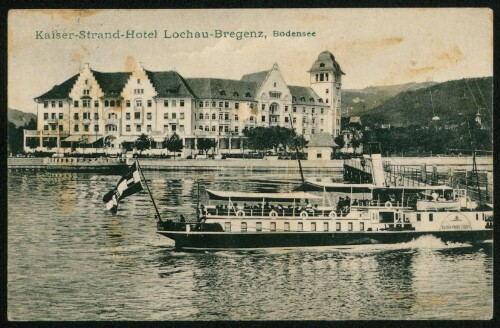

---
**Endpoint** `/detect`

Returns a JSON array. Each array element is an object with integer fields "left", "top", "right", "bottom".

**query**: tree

[
  {"left": 135, "top": 134, "right": 152, "bottom": 153},
  {"left": 333, "top": 135, "right": 345, "bottom": 158},
  {"left": 197, "top": 138, "right": 215, "bottom": 156},
  {"left": 164, "top": 133, "right": 183, "bottom": 157}
]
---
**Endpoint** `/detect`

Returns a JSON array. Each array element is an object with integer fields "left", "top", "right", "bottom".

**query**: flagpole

[{"left": 136, "top": 159, "right": 162, "bottom": 222}]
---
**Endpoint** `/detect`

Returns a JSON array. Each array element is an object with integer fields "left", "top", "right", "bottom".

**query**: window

[
  {"left": 256, "top": 222, "right": 262, "bottom": 232},
  {"left": 234, "top": 115, "right": 239, "bottom": 121},
  {"left": 212, "top": 126, "right": 216, "bottom": 132},
  {"left": 136, "top": 125, "right": 141, "bottom": 132},
  {"left": 147, "top": 112, "right": 152, "bottom": 120},
  {"left": 163, "top": 125, "right": 168, "bottom": 132},
  {"left": 205, "top": 101, "right": 209, "bottom": 107},
  {"left": 235, "top": 103, "right": 239, "bottom": 109},
  {"left": 270, "top": 222, "right": 276, "bottom": 232},
  {"left": 94, "top": 125, "right": 99, "bottom": 132},
  {"left": 205, "top": 126, "right": 209, "bottom": 132},
  {"left": 241, "top": 222, "right": 247, "bottom": 232},
  {"left": 135, "top": 99, "right": 142, "bottom": 107},
  {"left": 262, "top": 104, "right": 266, "bottom": 110},
  {"left": 429, "top": 213, "right": 433, "bottom": 222},
  {"left": 293, "top": 117, "right": 296, "bottom": 123},
  {"left": 224, "top": 126, "right": 229, "bottom": 133},
  {"left": 225, "top": 222, "right": 231, "bottom": 232},
  {"left": 164, "top": 100, "right": 168, "bottom": 107},
  {"left": 137, "top": 79, "right": 140, "bottom": 84},
  {"left": 198, "top": 113, "right": 203, "bottom": 120},
  {"left": 126, "top": 125, "right": 131, "bottom": 132},
  {"left": 44, "top": 101, "right": 48, "bottom": 108},
  {"left": 126, "top": 100, "right": 131, "bottom": 107},
  {"left": 225, "top": 102, "right": 229, "bottom": 108},
  {"left": 134, "top": 112, "right": 140, "bottom": 120},
  {"left": 326, "top": 89, "right": 329, "bottom": 94},
  {"left": 51, "top": 113, "right": 56, "bottom": 119},
  {"left": 234, "top": 127, "right": 239, "bottom": 133},
  {"left": 212, "top": 113, "right": 216, "bottom": 120},
  {"left": 212, "top": 101, "right": 216, "bottom": 107},
  {"left": 323, "top": 222, "right": 329, "bottom": 232},
  {"left": 93, "top": 100, "right": 98, "bottom": 108},
  {"left": 199, "top": 101, "right": 203, "bottom": 107},
  {"left": 219, "top": 90, "right": 226, "bottom": 96},
  {"left": 321, "top": 108, "right": 324, "bottom": 114},
  {"left": 348, "top": 222, "right": 353, "bottom": 231},
  {"left": 297, "top": 222, "right": 303, "bottom": 231},
  {"left": 317, "top": 152, "right": 322, "bottom": 159},
  {"left": 302, "top": 116, "right": 306, "bottom": 124},
  {"left": 172, "top": 100, "right": 176, "bottom": 107},
  {"left": 126, "top": 113, "right": 131, "bottom": 120},
  {"left": 311, "top": 222, "right": 316, "bottom": 231},
  {"left": 250, "top": 116, "right": 254, "bottom": 122},
  {"left": 284, "top": 117, "right": 289, "bottom": 123},
  {"left": 205, "top": 113, "right": 209, "bottom": 120},
  {"left": 44, "top": 113, "right": 49, "bottom": 120},
  {"left": 269, "top": 92, "right": 281, "bottom": 99},
  {"left": 360, "top": 222, "right": 365, "bottom": 231},
  {"left": 319, "top": 63, "right": 325, "bottom": 68},
  {"left": 104, "top": 100, "right": 109, "bottom": 107},
  {"left": 284, "top": 222, "right": 290, "bottom": 232},
  {"left": 44, "top": 125, "right": 48, "bottom": 130},
  {"left": 94, "top": 113, "right": 99, "bottom": 120},
  {"left": 59, "top": 113, "right": 63, "bottom": 119},
  {"left": 245, "top": 92, "right": 251, "bottom": 97},
  {"left": 84, "top": 125, "right": 89, "bottom": 132},
  {"left": 171, "top": 124, "right": 177, "bottom": 132},
  {"left": 219, "top": 102, "right": 223, "bottom": 108},
  {"left": 180, "top": 99, "right": 184, "bottom": 107},
  {"left": 172, "top": 113, "right": 177, "bottom": 119},
  {"left": 147, "top": 125, "right": 152, "bottom": 132},
  {"left": 74, "top": 100, "right": 79, "bottom": 107},
  {"left": 223, "top": 113, "right": 228, "bottom": 121},
  {"left": 147, "top": 100, "right": 152, "bottom": 107},
  {"left": 476, "top": 213, "right": 479, "bottom": 221},
  {"left": 117, "top": 100, "right": 121, "bottom": 107},
  {"left": 293, "top": 106, "right": 297, "bottom": 113},
  {"left": 320, "top": 73, "right": 324, "bottom": 81},
  {"left": 261, "top": 116, "right": 266, "bottom": 122},
  {"left": 180, "top": 112, "right": 184, "bottom": 120},
  {"left": 74, "top": 125, "right": 79, "bottom": 132},
  {"left": 83, "top": 100, "right": 90, "bottom": 108},
  {"left": 285, "top": 106, "right": 288, "bottom": 112},
  {"left": 59, "top": 125, "right": 63, "bottom": 131},
  {"left": 336, "top": 222, "right": 341, "bottom": 231},
  {"left": 51, "top": 101, "right": 56, "bottom": 107},
  {"left": 74, "top": 113, "right": 79, "bottom": 120},
  {"left": 110, "top": 100, "right": 115, "bottom": 107}
]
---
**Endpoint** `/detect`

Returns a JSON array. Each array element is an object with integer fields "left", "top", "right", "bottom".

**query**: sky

[{"left": 8, "top": 8, "right": 493, "bottom": 114}]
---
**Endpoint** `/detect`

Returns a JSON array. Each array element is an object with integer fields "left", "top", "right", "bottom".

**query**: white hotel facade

[{"left": 25, "top": 51, "right": 344, "bottom": 156}]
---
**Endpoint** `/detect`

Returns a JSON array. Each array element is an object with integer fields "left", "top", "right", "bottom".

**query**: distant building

[
  {"left": 25, "top": 51, "right": 344, "bottom": 156},
  {"left": 307, "top": 132, "right": 336, "bottom": 160}
]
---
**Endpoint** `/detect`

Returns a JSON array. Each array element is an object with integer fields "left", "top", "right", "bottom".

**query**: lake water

[{"left": 7, "top": 169, "right": 493, "bottom": 320}]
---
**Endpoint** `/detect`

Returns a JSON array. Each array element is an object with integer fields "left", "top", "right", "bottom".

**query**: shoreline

[{"left": 7, "top": 156, "right": 493, "bottom": 173}]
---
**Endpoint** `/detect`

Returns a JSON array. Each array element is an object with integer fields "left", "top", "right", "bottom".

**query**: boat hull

[{"left": 157, "top": 229, "right": 492, "bottom": 250}]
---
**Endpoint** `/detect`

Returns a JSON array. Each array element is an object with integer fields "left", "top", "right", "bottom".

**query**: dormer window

[
  {"left": 233, "top": 91, "right": 239, "bottom": 97},
  {"left": 245, "top": 92, "right": 251, "bottom": 97},
  {"left": 309, "top": 98, "right": 314, "bottom": 102},
  {"left": 300, "top": 97, "right": 305, "bottom": 102},
  {"left": 319, "top": 63, "right": 325, "bottom": 68},
  {"left": 292, "top": 96, "right": 297, "bottom": 102},
  {"left": 219, "top": 90, "right": 226, "bottom": 96},
  {"left": 137, "top": 79, "right": 141, "bottom": 84}
]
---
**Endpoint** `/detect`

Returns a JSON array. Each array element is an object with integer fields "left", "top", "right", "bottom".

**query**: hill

[
  {"left": 360, "top": 77, "right": 493, "bottom": 129},
  {"left": 8, "top": 108, "right": 37, "bottom": 128},
  {"left": 342, "top": 81, "right": 437, "bottom": 116}
]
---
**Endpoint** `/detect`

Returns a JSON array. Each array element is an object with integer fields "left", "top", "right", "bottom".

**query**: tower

[{"left": 308, "top": 51, "right": 345, "bottom": 136}]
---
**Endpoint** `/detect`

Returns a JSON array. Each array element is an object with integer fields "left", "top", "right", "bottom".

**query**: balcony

[
  {"left": 46, "top": 118, "right": 58, "bottom": 124},
  {"left": 105, "top": 118, "right": 120, "bottom": 125},
  {"left": 82, "top": 119, "right": 92, "bottom": 124},
  {"left": 134, "top": 106, "right": 144, "bottom": 111}
]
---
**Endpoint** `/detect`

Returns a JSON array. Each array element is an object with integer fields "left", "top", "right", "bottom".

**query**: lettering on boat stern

[{"left": 440, "top": 213, "right": 472, "bottom": 231}]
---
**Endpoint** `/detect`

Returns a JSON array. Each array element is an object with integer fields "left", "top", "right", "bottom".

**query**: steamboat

[{"left": 155, "top": 146, "right": 493, "bottom": 250}]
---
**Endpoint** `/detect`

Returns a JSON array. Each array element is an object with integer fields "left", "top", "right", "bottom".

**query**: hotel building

[{"left": 24, "top": 51, "right": 344, "bottom": 156}]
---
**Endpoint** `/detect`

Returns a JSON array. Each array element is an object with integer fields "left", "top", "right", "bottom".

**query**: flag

[{"left": 103, "top": 162, "right": 144, "bottom": 213}]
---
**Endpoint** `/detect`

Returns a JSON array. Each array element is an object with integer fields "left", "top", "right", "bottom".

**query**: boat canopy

[
  {"left": 301, "top": 179, "right": 454, "bottom": 193},
  {"left": 206, "top": 189, "right": 322, "bottom": 202}
]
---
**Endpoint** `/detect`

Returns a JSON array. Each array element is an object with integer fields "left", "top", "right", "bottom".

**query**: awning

[
  {"left": 62, "top": 135, "right": 103, "bottom": 143},
  {"left": 152, "top": 136, "right": 166, "bottom": 142},
  {"left": 206, "top": 189, "right": 322, "bottom": 202}
]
